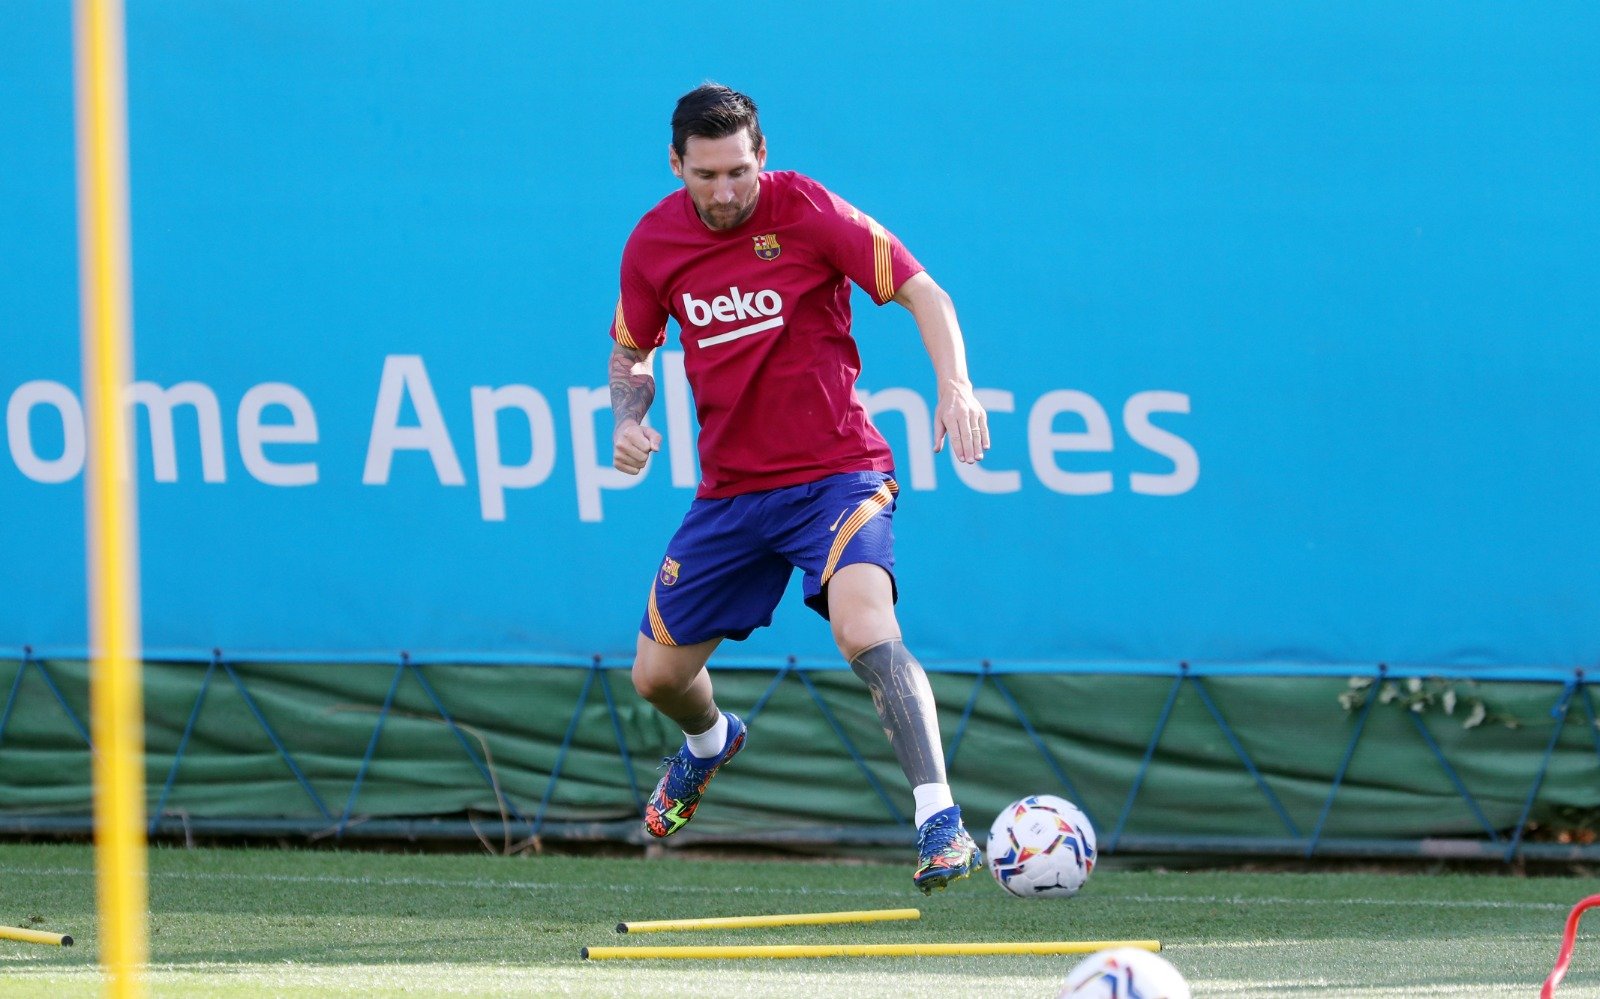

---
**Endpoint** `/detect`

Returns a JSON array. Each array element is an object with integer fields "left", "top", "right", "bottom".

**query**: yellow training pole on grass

[
  {"left": 74, "top": 0, "right": 148, "bottom": 995},
  {"left": 581, "top": 939, "right": 1162, "bottom": 960},
  {"left": 617, "top": 908, "right": 922, "bottom": 934},
  {"left": 0, "top": 926, "right": 75, "bottom": 947}
]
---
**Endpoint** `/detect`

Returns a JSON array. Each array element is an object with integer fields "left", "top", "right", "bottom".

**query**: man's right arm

[{"left": 610, "top": 341, "right": 662, "bottom": 475}]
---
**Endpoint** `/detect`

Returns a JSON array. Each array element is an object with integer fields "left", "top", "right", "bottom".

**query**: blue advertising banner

[{"left": 3, "top": 3, "right": 1597, "bottom": 673}]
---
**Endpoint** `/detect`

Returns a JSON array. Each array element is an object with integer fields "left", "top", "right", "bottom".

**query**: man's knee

[
  {"left": 832, "top": 616, "right": 898, "bottom": 662},
  {"left": 631, "top": 658, "right": 670, "bottom": 703},
  {"left": 848, "top": 636, "right": 919, "bottom": 685},
  {"left": 826, "top": 563, "right": 899, "bottom": 659},
  {"left": 631, "top": 635, "right": 716, "bottom": 703}
]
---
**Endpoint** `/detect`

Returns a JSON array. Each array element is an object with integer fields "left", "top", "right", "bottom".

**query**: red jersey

[{"left": 611, "top": 170, "right": 924, "bottom": 498}]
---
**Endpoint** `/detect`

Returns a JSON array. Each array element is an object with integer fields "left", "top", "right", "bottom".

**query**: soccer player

[{"left": 608, "top": 83, "right": 990, "bottom": 894}]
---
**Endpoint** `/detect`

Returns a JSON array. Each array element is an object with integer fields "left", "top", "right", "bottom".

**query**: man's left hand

[{"left": 935, "top": 384, "right": 989, "bottom": 463}]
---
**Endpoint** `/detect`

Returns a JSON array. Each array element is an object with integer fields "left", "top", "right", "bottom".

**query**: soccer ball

[
  {"left": 1057, "top": 947, "right": 1192, "bottom": 999},
  {"left": 986, "top": 794, "right": 1096, "bottom": 898}
]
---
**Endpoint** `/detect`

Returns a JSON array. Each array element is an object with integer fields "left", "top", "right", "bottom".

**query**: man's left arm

[{"left": 893, "top": 271, "right": 988, "bottom": 464}]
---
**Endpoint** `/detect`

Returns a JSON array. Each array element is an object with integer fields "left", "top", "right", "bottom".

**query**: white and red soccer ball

[
  {"left": 986, "top": 794, "right": 1097, "bottom": 899},
  {"left": 1057, "top": 947, "right": 1192, "bottom": 999}
]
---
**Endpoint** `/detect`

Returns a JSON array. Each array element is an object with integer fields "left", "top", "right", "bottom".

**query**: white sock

[
  {"left": 685, "top": 712, "right": 729, "bottom": 760},
  {"left": 913, "top": 783, "right": 955, "bottom": 828}
]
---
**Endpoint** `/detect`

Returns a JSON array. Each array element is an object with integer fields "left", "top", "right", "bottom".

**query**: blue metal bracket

[
  {"left": 149, "top": 653, "right": 219, "bottom": 834},
  {"left": 1581, "top": 673, "right": 1599, "bottom": 765},
  {"left": 407, "top": 655, "right": 537, "bottom": 830},
  {"left": 6, "top": 648, "right": 92, "bottom": 748},
  {"left": 0, "top": 649, "right": 30, "bottom": 754},
  {"left": 221, "top": 657, "right": 334, "bottom": 821},
  {"left": 1188, "top": 669, "right": 1301, "bottom": 838},
  {"left": 529, "top": 663, "right": 598, "bottom": 838},
  {"left": 1503, "top": 673, "right": 1581, "bottom": 862},
  {"left": 594, "top": 659, "right": 646, "bottom": 815},
  {"left": 943, "top": 660, "right": 989, "bottom": 766},
  {"left": 989, "top": 675, "right": 1091, "bottom": 826},
  {"left": 1407, "top": 711, "right": 1501, "bottom": 841},
  {"left": 1306, "top": 664, "right": 1386, "bottom": 857},
  {"left": 336, "top": 658, "right": 406, "bottom": 837},
  {"left": 1108, "top": 668, "right": 1186, "bottom": 852},
  {"left": 794, "top": 668, "right": 907, "bottom": 825},
  {"left": 743, "top": 657, "right": 796, "bottom": 726}
]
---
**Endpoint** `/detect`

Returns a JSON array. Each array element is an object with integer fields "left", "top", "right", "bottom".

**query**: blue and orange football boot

[
  {"left": 643, "top": 712, "right": 747, "bottom": 839},
  {"left": 912, "top": 805, "right": 982, "bottom": 894}
]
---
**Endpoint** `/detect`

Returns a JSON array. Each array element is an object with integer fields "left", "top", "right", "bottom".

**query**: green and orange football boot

[
  {"left": 912, "top": 805, "right": 982, "bottom": 894},
  {"left": 643, "top": 712, "right": 747, "bottom": 839}
]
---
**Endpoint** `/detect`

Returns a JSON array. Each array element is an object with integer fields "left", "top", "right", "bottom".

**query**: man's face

[{"left": 670, "top": 129, "right": 767, "bottom": 231}]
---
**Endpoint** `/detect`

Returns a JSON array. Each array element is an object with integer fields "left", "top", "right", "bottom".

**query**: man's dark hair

[{"left": 671, "top": 83, "right": 762, "bottom": 158}]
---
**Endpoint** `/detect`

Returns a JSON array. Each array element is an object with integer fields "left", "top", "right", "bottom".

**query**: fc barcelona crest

[
  {"left": 660, "top": 556, "right": 681, "bottom": 587},
  {"left": 752, "top": 233, "right": 781, "bottom": 261}
]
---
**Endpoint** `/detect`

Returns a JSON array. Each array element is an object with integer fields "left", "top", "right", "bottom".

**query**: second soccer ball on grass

[
  {"left": 986, "top": 794, "right": 1097, "bottom": 898},
  {"left": 1057, "top": 946, "right": 1191, "bottom": 998}
]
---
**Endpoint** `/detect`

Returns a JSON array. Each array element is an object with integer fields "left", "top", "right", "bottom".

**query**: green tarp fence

[{"left": 1, "top": 655, "right": 1597, "bottom": 862}]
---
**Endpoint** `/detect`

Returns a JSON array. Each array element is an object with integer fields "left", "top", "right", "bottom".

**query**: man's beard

[{"left": 698, "top": 196, "right": 757, "bottom": 231}]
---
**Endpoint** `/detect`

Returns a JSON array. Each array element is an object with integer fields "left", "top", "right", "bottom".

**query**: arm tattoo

[{"left": 609, "top": 342, "right": 656, "bottom": 428}]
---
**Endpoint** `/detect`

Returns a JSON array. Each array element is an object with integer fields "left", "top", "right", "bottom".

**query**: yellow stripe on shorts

[
  {"left": 820, "top": 479, "right": 898, "bottom": 588},
  {"left": 647, "top": 580, "right": 676, "bottom": 646}
]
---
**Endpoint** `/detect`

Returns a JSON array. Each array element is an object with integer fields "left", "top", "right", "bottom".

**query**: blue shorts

[{"left": 641, "top": 471, "right": 900, "bottom": 647}]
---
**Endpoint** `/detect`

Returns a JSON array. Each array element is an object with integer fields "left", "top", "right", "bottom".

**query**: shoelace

[
  {"left": 918, "top": 813, "right": 959, "bottom": 852},
  {"left": 656, "top": 751, "right": 709, "bottom": 781}
]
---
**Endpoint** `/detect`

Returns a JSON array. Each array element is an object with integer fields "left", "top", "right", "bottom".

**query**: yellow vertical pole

[{"left": 73, "top": 0, "right": 148, "bottom": 995}]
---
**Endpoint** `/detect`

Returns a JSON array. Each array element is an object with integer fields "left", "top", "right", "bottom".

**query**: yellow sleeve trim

[
  {"left": 869, "top": 219, "right": 894, "bottom": 303},
  {"left": 613, "top": 299, "right": 639, "bottom": 349}
]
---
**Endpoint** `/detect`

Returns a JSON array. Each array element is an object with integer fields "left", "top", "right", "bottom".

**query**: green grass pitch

[{"left": 1, "top": 842, "right": 1595, "bottom": 997}]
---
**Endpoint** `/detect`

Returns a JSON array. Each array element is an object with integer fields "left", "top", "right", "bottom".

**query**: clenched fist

[{"left": 613, "top": 420, "right": 662, "bottom": 475}]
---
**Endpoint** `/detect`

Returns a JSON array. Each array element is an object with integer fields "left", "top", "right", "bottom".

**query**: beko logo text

[{"left": 680, "top": 287, "right": 783, "bottom": 327}]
